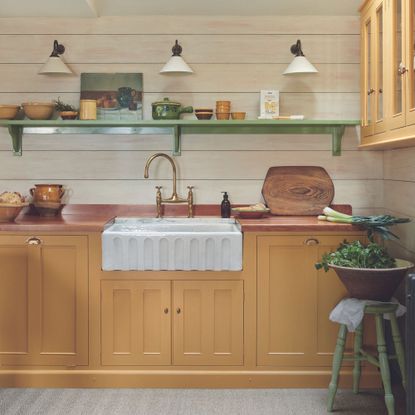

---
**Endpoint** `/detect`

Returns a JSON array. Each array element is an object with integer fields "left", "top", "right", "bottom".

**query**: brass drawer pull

[
  {"left": 164, "top": 308, "right": 169, "bottom": 314},
  {"left": 26, "top": 237, "right": 42, "bottom": 245},
  {"left": 305, "top": 238, "right": 319, "bottom": 246},
  {"left": 176, "top": 307, "right": 181, "bottom": 314}
]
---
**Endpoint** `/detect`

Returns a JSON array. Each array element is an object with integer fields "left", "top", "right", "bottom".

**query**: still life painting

[{"left": 80, "top": 73, "right": 143, "bottom": 120}]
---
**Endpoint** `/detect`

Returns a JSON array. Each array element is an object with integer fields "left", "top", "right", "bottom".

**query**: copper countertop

[{"left": 0, "top": 204, "right": 362, "bottom": 233}]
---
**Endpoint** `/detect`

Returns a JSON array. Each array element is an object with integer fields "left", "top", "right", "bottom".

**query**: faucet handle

[
  {"left": 155, "top": 186, "right": 162, "bottom": 190},
  {"left": 187, "top": 185, "right": 194, "bottom": 191}
]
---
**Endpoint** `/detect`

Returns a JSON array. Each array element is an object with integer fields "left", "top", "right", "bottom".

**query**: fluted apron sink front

[{"left": 102, "top": 218, "right": 242, "bottom": 271}]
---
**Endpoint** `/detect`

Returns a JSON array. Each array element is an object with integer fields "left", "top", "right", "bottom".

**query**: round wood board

[{"left": 261, "top": 166, "right": 335, "bottom": 215}]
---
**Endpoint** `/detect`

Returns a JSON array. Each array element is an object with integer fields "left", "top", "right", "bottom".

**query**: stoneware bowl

[
  {"left": 195, "top": 112, "right": 213, "bottom": 120},
  {"left": 231, "top": 112, "right": 246, "bottom": 120},
  {"left": 22, "top": 102, "right": 54, "bottom": 120},
  {"left": 60, "top": 111, "right": 78, "bottom": 120},
  {"left": 0, "top": 105, "right": 20, "bottom": 120},
  {"left": 216, "top": 112, "right": 230, "bottom": 120}
]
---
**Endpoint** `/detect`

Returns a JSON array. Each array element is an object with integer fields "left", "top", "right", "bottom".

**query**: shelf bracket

[
  {"left": 331, "top": 125, "right": 345, "bottom": 156},
  {"left": 172, "top": 125, "right": 181, "bottom": 156},
  {"left": 8, "top": 125, "right": 23, "bottom": 156}
]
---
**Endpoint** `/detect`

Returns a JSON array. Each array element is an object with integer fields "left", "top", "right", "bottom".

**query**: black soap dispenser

[{"left": 221, "top": 191, "right": 231, "bottom": 218}]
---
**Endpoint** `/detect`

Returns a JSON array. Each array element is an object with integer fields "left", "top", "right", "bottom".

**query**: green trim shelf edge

[{"left": 0, "top": 119, "right": 360, "bottom": 157}]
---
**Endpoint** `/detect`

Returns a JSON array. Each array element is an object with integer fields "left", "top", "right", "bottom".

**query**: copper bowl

[
  {"left": 22, "top": 102, "right": 54, "bottom": 120},
  {"left": 0, "top": 105, "right": 20, "bottom": 120},
  {"left": 0, "top": 204, "right": 27, "bottom": 222},
  {"left": 60, "top": 111, "right": 78, "bottom": 120}
]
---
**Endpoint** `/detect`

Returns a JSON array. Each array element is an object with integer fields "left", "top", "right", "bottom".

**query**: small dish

[
  {"left": 216, "top": 112, "right": 230, "bottom": 120},
  {"left": 195, "top": 108, "right": 213, "bottom": 113},
  {"left": 232, "top": 206, "right": 270, "bottom": 219}
]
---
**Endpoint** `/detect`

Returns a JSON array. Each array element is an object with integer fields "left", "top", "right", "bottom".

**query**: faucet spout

[
  {"left": 144, "top": 153, "right": 178, "bottom": 199},
  {"left": 143, "top": 152, "right": 194, "bottom": 218}
]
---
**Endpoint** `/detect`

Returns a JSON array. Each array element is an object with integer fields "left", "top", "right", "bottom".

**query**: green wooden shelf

[{"left": 0, "top": 119, "right": 360, "bottom": 156}]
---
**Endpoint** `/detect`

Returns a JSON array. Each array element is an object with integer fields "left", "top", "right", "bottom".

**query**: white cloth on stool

[{"left": 329, "top": 298, "right": 406, "bottom": 332}]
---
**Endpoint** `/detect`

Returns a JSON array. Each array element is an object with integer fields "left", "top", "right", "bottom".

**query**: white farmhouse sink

[{"left": 102, "top": 218, "right": 242, "bottom": 271}]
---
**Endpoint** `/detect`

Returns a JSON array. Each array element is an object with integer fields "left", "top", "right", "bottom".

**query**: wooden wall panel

[
  {"left": 0, "top": 16, "right": 360, "bottom": 35},
  {"left": 0, "top": 14, "right": 382, "bottom": 208}
]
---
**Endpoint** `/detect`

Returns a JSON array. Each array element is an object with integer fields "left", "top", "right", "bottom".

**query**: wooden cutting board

[{"left": 261, "top": 166, "right": 335, "bottom": 215}]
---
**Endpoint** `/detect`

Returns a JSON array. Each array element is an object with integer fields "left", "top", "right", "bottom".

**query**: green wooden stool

[{"left": 327, "top": 303, "right": 406, "bottom": 415}]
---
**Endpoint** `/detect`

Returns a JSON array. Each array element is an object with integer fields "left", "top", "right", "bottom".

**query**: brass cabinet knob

[
  {"left": 26, "top": 237, "right": 42, "bottom": 245},
  {"left": 164, "top": 308, "right": 169, "bottom": 314},
  {"left": 367, "top": 88, "right": 375, "bottom": 95},
  {"left": 305, "top": 238, "right": 319, "bottom": 246},
  {"left": 176, "top": 307, "right": 181, "bottom": 314}
]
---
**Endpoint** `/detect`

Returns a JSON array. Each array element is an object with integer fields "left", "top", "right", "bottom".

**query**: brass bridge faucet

[{"left": 144, "top": 153, "right": 194, "bottom": 218}]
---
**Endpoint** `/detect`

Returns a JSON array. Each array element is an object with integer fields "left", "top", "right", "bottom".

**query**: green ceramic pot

[{"left": 152, "top": 97, "right": 193, "bottom": 120}]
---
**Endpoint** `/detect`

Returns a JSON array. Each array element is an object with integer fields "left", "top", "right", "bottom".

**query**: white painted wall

[{"left": 0, "top": 16, "right": 383, "bottom": 212}]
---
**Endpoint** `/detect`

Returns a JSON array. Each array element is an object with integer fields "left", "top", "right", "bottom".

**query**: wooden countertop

[{"left": 0, "top": 204, "right": 362, "bottom": 233}]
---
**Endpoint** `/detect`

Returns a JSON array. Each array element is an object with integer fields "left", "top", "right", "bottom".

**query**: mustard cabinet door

[
  {"left": 257, "top": 235, "right": 367, "bottom": 367},
  {"left": 0, "top": 235, "right": 88, "bottom": 366},
  {"left": 173, "top": 280, "right": 243, "bottom": 366},
  {"left": 0, "top": 236, "right": 34, "bottom": 364},
  {"left": 101, "top": 280, "right": 171, "bottom": 366}
]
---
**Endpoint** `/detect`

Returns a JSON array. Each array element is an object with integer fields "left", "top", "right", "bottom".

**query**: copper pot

[{"left": 30, "top": 184, "right": 65, "bottom": 203}]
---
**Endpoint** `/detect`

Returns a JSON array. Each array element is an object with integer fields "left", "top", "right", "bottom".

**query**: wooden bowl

[
  {"left": 216, "top": 112, "right": 230, "bottom": 120},
  {"left": 0, "top": 204, "right": 27, "bottom": 222},
  {"left": 232, "top": 207, "right": 270, "bottom": 219},
  {"left": 22, "top": 102, "right": 54, "bottom": 120},
  {"left": 231, "top": 112, "right": 246, "bottom": 120},
  {"left": 33, "top": 200, "right": 63, "bottom": 217},
  {"left": 0, "top": 105, "right": 20, "bottom": 120},
  {"left": 195, "top": 112, "right": 213, "bottom": 120}
]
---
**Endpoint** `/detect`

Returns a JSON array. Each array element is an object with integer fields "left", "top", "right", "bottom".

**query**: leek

[{"left": 318, "top": 207, "right": 410, "bottom": 241}]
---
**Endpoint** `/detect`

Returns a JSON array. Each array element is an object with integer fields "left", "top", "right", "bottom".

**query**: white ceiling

[{"left": 0, "top": 0, "right": 361, "bottom": 17}]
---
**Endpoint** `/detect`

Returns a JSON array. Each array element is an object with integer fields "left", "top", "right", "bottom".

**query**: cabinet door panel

[
  {"left": 0, "top": 235, "right": 88, "bottom": 366},
  {"left": 390, "top": 0, "right": 406, "bottom": 129},
  {"left": 101, "top": 280, "right": 171, "bottom": 366},
  {"left": 173, "top": 280, "right": 243, "bottom": 366},
  {"left": 0, "top": 237, "right": 31, "bottom": 363},
  {"left": 257, "top": 235, "right": 372, "bottom": 367},
  {"left": 35, "top": 236, "right": 88, "bottom": 366},
  {"left": 405, "top": 0, "right": 415, "bottom": 125}
]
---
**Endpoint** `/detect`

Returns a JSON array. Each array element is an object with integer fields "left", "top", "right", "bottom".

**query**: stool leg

[
  {"left": 328, "top": 324, "right": 347, "bottom": 412},
  {"left": 353, "top": 322, "right": 363, "bottom": 394},
  {"left": 389, "top": 313, "right": 406, "bottom": 390},
  {"left": 375, "top": 314, "right": 395, "bottom": 415}
]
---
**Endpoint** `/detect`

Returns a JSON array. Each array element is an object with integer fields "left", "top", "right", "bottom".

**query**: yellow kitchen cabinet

[
  {"left": 361, "top": 0, "right": 415, "bottom": 148},
  {"left": 0, "top": 235, "right": 88, "bottom": 366},
  {"left": 101, "top": 280, "right": 171, "bottom": 365},
  {"left": 361, "top": 0, "right": 387, "bottom": 137},
  {"left": 173, "top": 280, "right": 244, "bottom": 366},
  {"left": 257, "top": 234, "right": 371, "bottom": 367}
]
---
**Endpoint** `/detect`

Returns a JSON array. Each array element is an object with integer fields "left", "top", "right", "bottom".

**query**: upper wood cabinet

[
  {"left": 361, "top": 0, "right": 415, "bottom": 148},
  {"left": 0, "top": 235, "right": 88, "bottom": 367}
]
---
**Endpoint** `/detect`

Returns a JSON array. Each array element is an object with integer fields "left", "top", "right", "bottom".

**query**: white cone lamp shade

[
  {"left": 160, "top": 40, "right": 194, "bottom": 74},
  {"left": 39, "top": 40, "right": 72, "bottom": 75},
  {"left": 283, "top": 39, "right": 318, "bottom": 75}
]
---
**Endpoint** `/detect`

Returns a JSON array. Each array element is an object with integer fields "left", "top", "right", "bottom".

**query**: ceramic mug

[
  {"left": 79, "top": 99, "right": 97, "bottom": 120},
  {"left": 30, "top": 184, "right": 65, "bottom": 202}
]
